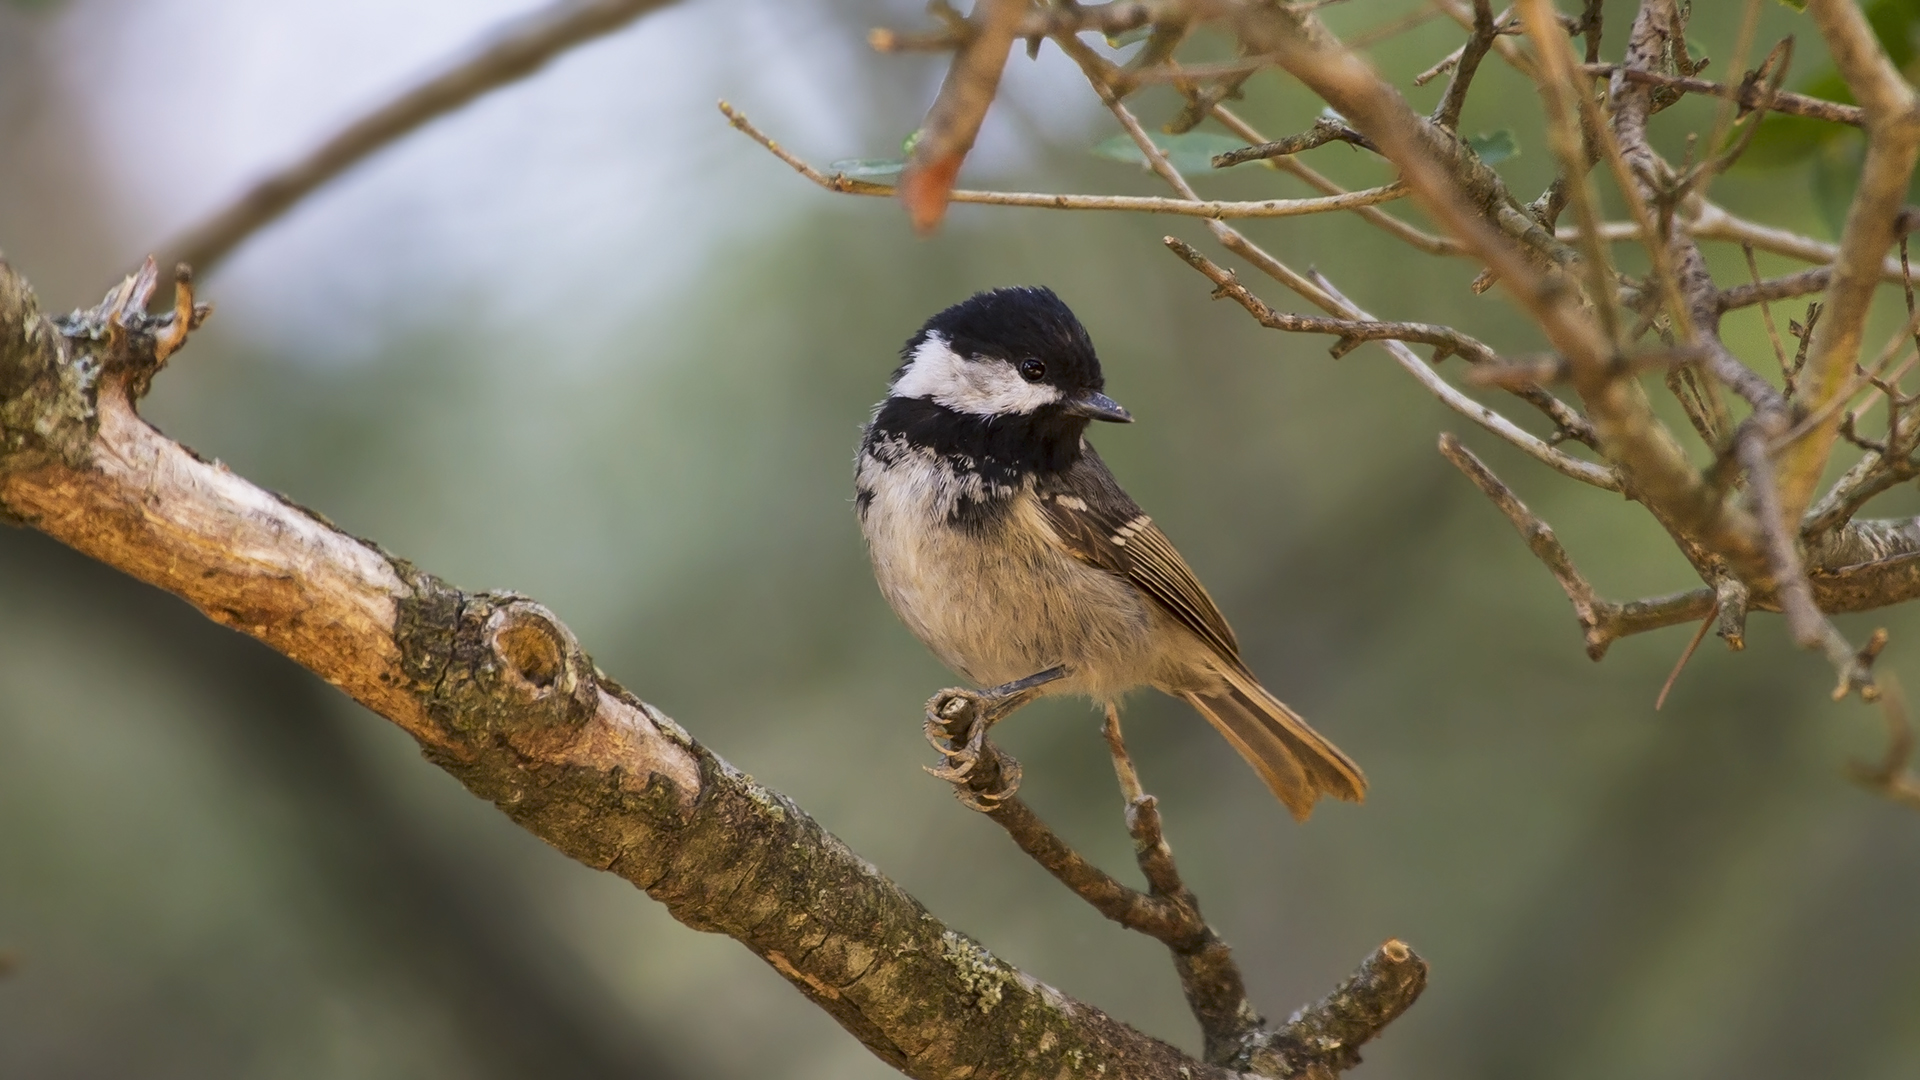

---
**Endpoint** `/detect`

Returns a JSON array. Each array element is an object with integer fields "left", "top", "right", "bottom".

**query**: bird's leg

[{"left": 923, "top": 666, "right": 1066, "bottom": 810}]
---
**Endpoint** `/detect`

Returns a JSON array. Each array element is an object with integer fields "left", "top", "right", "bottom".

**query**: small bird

[{"left": 855, "top": 286, "right": 1365, "bottom": 820}]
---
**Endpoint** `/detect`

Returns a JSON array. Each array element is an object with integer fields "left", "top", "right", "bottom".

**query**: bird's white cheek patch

[{"left": 891, "top": 332, "right": 1063, "bottom": 416}]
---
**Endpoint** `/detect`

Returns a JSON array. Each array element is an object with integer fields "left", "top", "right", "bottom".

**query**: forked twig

[
  {"left": 919, "top": 689, "right": 1425, "bottom": 1072},
  {"left": 1438, "top": 434, "right": 1713, "bottom": 658}
]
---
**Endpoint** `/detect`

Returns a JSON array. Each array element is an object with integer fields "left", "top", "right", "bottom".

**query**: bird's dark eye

[{"left": 1017, "top": 358, "right": 1047, "bottom": 383}]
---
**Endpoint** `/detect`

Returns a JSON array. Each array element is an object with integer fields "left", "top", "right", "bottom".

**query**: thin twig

[
  {"left": 1465, "top": 344, "right": 1706, "bottom": 389},
  {"left": 925, "top": 694, "right": 1201, "bottom": 942},
  {"left": 1575, "top": 203, "right": 1919, "bottom": 283},
  {"left": 1655, "top": 604, "right": 1719, "bottom": 710},
  {"left": 1438, "top": 433, "right": 1711, "bottom": 657},
  {"left": 1209, "top": 105, "right": 1463, "bottom": 255},
  {"left": 1776, "top": 308, "right": 1920, "bottom": 450},
  {"left": 1850, "top": 673, "right": 1920, "bottom": 809},
  {"left": 1433, "top": 0, "right": 1497, "bottom": 130},
  {"left": 1520, "top": 0, "right": 1623, "bottom": 344},
  {"left": 923, "top": 686, "right": 1422, "bottom": 1072},
  {"left": 720, "top": 102, "right": 1405, "bottom": 220},
  {"left": 1125, "top": 52, "right": 1288, "bottom": 86},
  {"left": 869, "top": 1, "right": 1162, "bottom": 52},
  {"left": 1211, "top": 116, "right": 1378, "bottom": 169},
  {"left": 1173, "top": 240, "right": 1616, "bottom": 482},
  {"left": 1167, "top": 244, "right": 1499, "bottom": 363},
  {"left": 1100, "top": 707, "right": 1262, "bottom": 1066},
  {"left": 1741, "top": 244, "right": 1791, "bottom": 384},
  {"left": 1351, "top": 6, "right": 1443, "bottom": 49},
  {"left": 159, "top": 0, "right": 679, "bottom": 275},
  {"left": 1721, "top": 265, "right": 1832, "bottom": 312},
  {"left": 1736, "top": 422, "right": 1825, "bottom": 648},
  {"left": 1786, "top": 300, "right": 1825, "bottom": 401},
  {"left": 1692, "top": 201, "right": 1918, "bottom": 281},
  {"left": 1702, "top": 32, "right": 1789, "bottom": 185},
  {"left": 1426, "top": 2, "right": 1535, "bottom": 81},
  {"left": 1582, "top": 62, "right": 1865, "bottom": 127}
]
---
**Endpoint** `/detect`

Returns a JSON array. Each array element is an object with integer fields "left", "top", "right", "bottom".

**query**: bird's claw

[{"left": 923, "top": 688, "right": 1022, "bottom": 809}]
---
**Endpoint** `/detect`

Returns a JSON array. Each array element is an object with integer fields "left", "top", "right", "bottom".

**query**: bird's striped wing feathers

[
  {"left": 1037, "top": 446, "right": 1367, "bottom": 818},
  {"left": 1035, "top": 448, "right": 1240, "bottom": 662}
]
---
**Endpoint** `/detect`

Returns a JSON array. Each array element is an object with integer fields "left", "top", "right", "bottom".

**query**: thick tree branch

[
  {"left": 157, "top": 0, "right": 681, "bottom": 276},
  {"left": 0, "top": 257, "right": 1281, "bottom": 1080}
]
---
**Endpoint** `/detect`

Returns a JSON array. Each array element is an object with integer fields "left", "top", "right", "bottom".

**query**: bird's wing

[{"left": 1034, "top": 447, "right": 1242, "bottom": 662}]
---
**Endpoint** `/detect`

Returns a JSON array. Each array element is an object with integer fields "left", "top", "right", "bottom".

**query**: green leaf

[
  {"left": 1104, "top": 26, "right": 1153, "bottom": 48},
  {"left": 1466, "top": 130, "right": 1519, "bottom": 165},
  {"left": 1092, "top": 131, "right": 1247, "bottom": 174},
  {"left": 825, "top": 159, "right": 906, "bottom": 182}
]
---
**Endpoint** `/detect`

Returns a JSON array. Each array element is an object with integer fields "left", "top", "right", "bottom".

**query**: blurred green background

[{"left": 4, "top": 1, "right": 1919, "bottom": 1077}]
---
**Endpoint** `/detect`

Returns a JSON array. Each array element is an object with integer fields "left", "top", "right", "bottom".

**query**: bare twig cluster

[{"left": 739, "top": 0, "right": 1920, "bottom": 807}]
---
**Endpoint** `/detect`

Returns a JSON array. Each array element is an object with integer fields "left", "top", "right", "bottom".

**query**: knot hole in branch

[{"left": 483, "top": 600, "right": 596, "bottom": 730}]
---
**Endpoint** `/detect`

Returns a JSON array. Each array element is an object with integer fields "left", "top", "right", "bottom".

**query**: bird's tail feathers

[{"left": 1183, "top": 668, "right": 1366, "bottom": 821}]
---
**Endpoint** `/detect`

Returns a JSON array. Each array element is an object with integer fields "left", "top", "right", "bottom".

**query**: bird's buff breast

[{"left": 857, "top": 447, "right": 1160, "bottom": 698}]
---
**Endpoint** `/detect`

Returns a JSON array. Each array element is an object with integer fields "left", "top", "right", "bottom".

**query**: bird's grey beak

[{"left": 1064, "top": 391, "right": 1133, "bottom": 423}]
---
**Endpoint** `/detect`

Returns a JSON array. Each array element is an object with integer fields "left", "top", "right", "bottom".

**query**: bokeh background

[{"left": 4, "top": 1, "right": 1919, "bottom": 1077}]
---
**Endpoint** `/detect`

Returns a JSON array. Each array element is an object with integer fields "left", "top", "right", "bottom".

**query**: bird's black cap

[{"left": 906, "top": 286, "right": 1107, "bottom": 397}]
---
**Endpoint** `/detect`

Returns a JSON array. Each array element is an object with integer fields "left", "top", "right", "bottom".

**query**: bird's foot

[
  {"left": 924, "top": 691, "right": 1024, "bottom": 811},
  {"left": 920, "top": 667, "right": 1064, "bottom": 811}
]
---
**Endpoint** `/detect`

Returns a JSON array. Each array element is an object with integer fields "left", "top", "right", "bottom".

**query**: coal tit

[{"left": 855, "top": 286, "right": 1365, "bottom": 820}]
